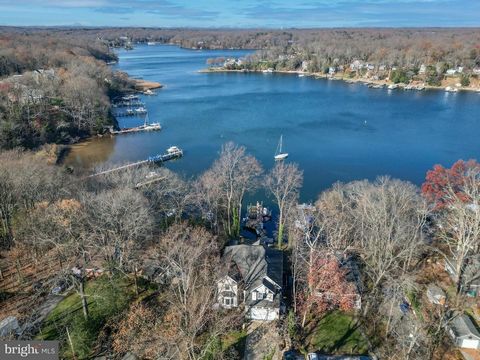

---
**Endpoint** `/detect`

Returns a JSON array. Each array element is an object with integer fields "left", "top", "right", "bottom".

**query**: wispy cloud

[
  {"left": 91, "top": 0, "right": 218, "bottom": 19},
  {"left": 0, "top": 0, "right": 478, "bottom": 27},
  {"left": 238, "top": 0, "right": 480, "bottom": 27}
]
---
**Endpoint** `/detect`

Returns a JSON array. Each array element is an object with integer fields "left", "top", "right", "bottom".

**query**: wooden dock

[
  {"left": 116, "top": 109, "right": 148, "bottom": 117},
  {"left": 110, "top": 123, "right": 161, "bottom": 135},
  {"left": 89, "top": 147, "right": 183, "bottom": 177},
  {"left": 243, "top": 202, "right": 271, "bottom": 235},
  {"left": 113, "top": 101, "right": 145, "bottom": 108}
]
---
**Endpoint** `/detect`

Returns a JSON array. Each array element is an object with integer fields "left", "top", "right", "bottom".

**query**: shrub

[{"left": 461, "top": 74, "right": 471, "bottom": 87}]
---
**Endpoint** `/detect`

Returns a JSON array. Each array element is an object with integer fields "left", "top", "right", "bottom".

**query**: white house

[
  {"left": 217, "top": 245, "right": 283, "bottom": 321},
  {"left": 217, "top": 274, "right": 239, "bottom": 309},
  {"left": 350, "top": 60, "right": 363, "bottom": 71},
  {"left": 419, "top": 64, "right": 427, "bottom": 74},
  {"left": 448, "top": 314, "right": 480, "bottom": 349},
  {"left": 301, "top": 61, "right": 310, "bottom": 72}
]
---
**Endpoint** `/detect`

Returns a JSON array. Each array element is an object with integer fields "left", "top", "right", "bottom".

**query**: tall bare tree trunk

[
  {"left": 79, "top": 280, "right": 89, "bottom": 321},
  {"left": 277, "top": 208, "right": 284, "bottom": 247}
]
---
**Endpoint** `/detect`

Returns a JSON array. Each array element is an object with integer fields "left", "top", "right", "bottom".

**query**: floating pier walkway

[{"left": 89, "top": 146, "right": 183, "bottom": 177}]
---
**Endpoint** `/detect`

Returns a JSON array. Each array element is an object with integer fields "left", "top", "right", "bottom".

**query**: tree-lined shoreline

[{"left": 2, "top": 26, "right": 480, "bottom": 359}]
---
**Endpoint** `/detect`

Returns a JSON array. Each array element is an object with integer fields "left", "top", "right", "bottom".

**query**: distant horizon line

[{"left": 1, "top": 25, "right": 480, "bottom": 31}]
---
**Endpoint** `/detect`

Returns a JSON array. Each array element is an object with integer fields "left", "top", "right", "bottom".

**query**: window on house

[{"left": 224, "top": 297, "right": 231, "bottom": 306}]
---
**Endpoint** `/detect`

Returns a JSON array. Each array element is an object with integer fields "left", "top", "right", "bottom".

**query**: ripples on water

[{"left": 65, "top": 45, "right": 480, "bottom": 201}]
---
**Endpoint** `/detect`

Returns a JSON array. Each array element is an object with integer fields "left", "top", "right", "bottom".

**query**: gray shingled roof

[
  {"left": 450, "top": 315, "right": 480, "bottom": 340},
  {"left": 223, "top": 245, "right": 282, "bottom": 293},
  {"left": 427, "top": 284, "right": 445, "bottom": 297}
]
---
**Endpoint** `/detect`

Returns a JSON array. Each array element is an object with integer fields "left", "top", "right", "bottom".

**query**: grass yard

[
  {"left": 222, "top": 329, "right": 248, "bottom": 356},
  {"left": 36, "top": 275, "right": 141, "bottom": 359},
  {"left": 305, "top": 311, "right": 369, "bottom": 355}
]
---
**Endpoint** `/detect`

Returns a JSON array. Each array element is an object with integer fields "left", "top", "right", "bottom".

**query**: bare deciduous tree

[
  {"left": 84, "top": 187, "right": 154, "bottom": 269},
  {"left": 266, "top": 161, "right": 303, "bottom": 247},
  {"left": 434, "top": 167, "right": 480, "bottom": 294},
  {"left": 146, "top": 224, "right": 241, "bottom": 359},
  {"left": 201, "top": 142, "right": 262, "bottom": 237}
]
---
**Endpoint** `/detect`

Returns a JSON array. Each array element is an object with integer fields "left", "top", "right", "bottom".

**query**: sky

[{"left": 0, "top": 0, "right": 479, "bottom": 28}]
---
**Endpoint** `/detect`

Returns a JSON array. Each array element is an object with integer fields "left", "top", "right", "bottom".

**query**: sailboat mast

[{"left": 274, "top": 134, "right": 288, "bottom": 161}]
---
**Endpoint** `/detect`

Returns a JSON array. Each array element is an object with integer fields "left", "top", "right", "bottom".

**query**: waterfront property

[
  {"left": 218, "top": 244, "right": 283, "bottom": 321},
  {"left": 65, "top": 45, "right": 480, "bottom": 201}
]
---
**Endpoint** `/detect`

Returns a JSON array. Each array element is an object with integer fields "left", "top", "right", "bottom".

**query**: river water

[{"left": 65, "top": 44, "right": 480, "bottom": 201}]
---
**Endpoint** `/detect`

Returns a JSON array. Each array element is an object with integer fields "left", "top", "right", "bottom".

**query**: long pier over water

[{"left": 88, "top": 147, "right": 183, "bottom": 177}]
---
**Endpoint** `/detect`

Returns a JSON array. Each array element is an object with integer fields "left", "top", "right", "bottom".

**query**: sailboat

[
  {"left": 139, "top": 114, "right": 161, "bottom": 131},
  {"left": 274, "top": 135, "right": 289, "bottom": 161}
]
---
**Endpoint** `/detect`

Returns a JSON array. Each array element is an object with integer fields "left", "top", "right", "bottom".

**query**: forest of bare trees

[
  {"left": 1, "top": 141, "right": 479, "bottom": 359},
  {"left": 1, "top": 27, "right": 480, "bottom": 359},
  {"left": 77, "top": 27, "right": 480, "bottom": 73},
  {"left": 0, "top": 31, "right": 134, "bottom": 149}
]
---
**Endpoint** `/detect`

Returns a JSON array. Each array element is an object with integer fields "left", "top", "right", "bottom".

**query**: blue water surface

[{"left": 69, "top": 44, "right": 480, "bottom": 201}]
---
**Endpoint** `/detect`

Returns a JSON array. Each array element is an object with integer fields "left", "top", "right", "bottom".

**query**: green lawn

[
  {"left": 36, "top": 275, "right": 139, "bottom": 359},
  {"left": 222, "top": 329, "right": 247, "bottom": 356},
  {"left": 306, "top": 311, "right": 369, "bottom": 355}
]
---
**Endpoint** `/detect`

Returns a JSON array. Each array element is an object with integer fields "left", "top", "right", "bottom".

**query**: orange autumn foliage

[{"left": 422, "top": 159, "right": 480, "bottom": 209}]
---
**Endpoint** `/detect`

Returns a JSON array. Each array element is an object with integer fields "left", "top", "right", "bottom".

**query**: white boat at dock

[
  {"left": 387, "top": 84, "right": 398, "bottom": 90},
  {"left": 140, "top": 122, "right": 161, "bottom": 131},
  {"left": 147, "top": 146, "right": 183, "bottom": 162},
  {"left": 445, "top": 86, "right": 458, "bottom": 93},
  {"left": 274, "top": 135, "right": 288, "bottom": 161},
  {"left": 114, "top": 100, "right": 145, "bottom": 108},
  {"left": 262, "top": 68, "right": 274, "bottom": 73},
  {"left": 298, "top": 73, "right": 305, "bottom": 77},
  {"left": 111, "top": 116, "right": 161, "bottom": 135},
  {"left": 122, "top": 94, "right": 139, "bottom": 101},
  {"left": 147, "top": 41, "right": 156, "bottom": 46},
  {"left": 165, "top": 146, "right": 183, "bottom": 158},
  {"left": 143, "top": 89, "right": 156, "bottom": 95},
  {"left": 134, "top": 107, "right": 148, "bottom": 114}
]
